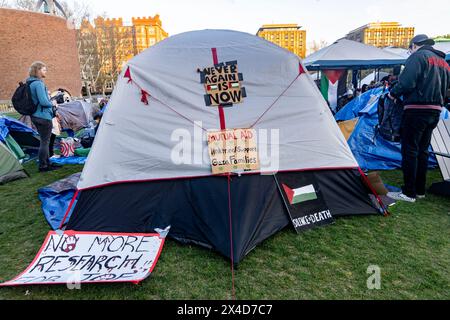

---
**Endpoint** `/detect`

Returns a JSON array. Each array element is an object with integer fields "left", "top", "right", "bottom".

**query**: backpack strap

[
  {"left": 26, "top": 79, "right": 42, "bottom": 111},
  {"left": 26, "top": 79, "right": 38, "bottom": 85}
]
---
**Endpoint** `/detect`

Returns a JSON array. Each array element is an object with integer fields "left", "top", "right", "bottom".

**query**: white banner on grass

[{"left": 0, "top": 230, "right": 166, "bottom": 286}]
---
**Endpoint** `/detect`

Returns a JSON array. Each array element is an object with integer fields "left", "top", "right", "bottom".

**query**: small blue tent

[
  {"left": 0, "top": 116, "right": 37, "bottom": 144},
  {"left": 336, "top": 89, "right": 450, "bottom": 171}
]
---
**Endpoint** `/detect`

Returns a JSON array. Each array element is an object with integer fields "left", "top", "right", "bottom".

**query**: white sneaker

[
  {"left": 417, "top": 195, "right": 426, "bottom": 199},
  {"left": 387, "top": 192, "right": 416, "bottom": 203}
]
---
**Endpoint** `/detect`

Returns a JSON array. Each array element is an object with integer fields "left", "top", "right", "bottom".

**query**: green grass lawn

[
  {"left": 0, "top": 164, "right": 449, "bottom": 300},
  {"left": 2, "top": 112, "right": 20, "bottom": 120}
]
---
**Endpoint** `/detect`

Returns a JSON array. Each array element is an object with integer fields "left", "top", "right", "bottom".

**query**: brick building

[
  {"left": 346, "top": 22, "right": 415, "bottom": 48},
  {"left": 78, "top": 15, "right": 168, "bottom": 94},
  {"left": 0, "top": 8, "right": 82, "bottom": 101}
]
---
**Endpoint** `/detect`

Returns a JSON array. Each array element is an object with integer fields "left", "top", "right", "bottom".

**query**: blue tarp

[
  {"left": 38, "top": 173, "right": 80, "bottom": 230},
  {"left": 0, "top": 116, "right": 36, "bottom": 143},
  {"left": 335, "top": 87, "right": 385, "bottom": 121},
  {"left": 50, "top": 156, "right": 87, "bottom": 165},
  {"left": 336, "top": 91, "right": 450, "bottom": 170}
]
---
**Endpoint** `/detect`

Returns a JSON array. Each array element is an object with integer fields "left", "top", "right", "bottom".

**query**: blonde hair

[{"left": 29, "top": 61, "right": 47, "bottom": 78}]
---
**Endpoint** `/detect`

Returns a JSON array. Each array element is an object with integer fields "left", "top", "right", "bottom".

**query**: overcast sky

[{"left": 75, "top": 0, "right": 449, "bottom": 45}]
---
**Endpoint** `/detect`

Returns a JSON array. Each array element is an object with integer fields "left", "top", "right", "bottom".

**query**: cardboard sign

[
  {"left": 276, "top": 173, "right": 334, "bottom": 233},
  {"left": 201, "top": 61, "right": 246, "bottom": 107},
  {"left": 0, "top": 230, "right": 166, "bottom": 286},
  {"left": 207, "top": 128, "right": 260, "bottom": 174}
]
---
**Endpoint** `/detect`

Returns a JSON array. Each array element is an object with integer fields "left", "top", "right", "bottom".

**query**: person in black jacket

[{"left": 387, "top": 35, "right": 450, "bottom": 203}]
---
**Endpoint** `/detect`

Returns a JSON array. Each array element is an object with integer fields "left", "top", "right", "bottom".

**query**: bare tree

[
  {"left": 0, "top": 0, "right": 11, "bottom": 8},
  {"left": 77, "top": 19, "right": 100, "bottom": 96},
  {"left": 13, "top": 0, "right": 35, "bottom": 10},
  {"left": 308, "top": 40, "right": 328, "bottom": 55},
  {"left": 95, "top": 21, "right": 133, "bottom": 94},
  {"left": 77, "top": 10, "right": 135, "bottom": 96},
  {"left": 59, "top": 0, "right": 90, "bottom": 27}
]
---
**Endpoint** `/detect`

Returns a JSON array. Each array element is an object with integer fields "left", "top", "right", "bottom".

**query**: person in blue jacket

[{"left": 27, "top": 61, "right": 62, "bottom": 172}]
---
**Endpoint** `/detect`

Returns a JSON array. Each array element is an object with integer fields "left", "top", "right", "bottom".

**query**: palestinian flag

[
  {"left": 320, "top": 70, "right": 345, "bottom": 112},
  {"left": 282, "top": 184, "right": 318, "bottom": 205}
]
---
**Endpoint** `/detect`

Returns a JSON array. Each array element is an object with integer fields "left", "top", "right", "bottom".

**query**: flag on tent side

[
  {"left": 276, "top": 173, "right": 334, "bottom": 233},
  {"left": 282, "top": 184, "right": 318, "bottom": 205}
]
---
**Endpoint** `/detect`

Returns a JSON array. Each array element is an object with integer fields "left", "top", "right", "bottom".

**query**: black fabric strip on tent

[
  {"left": 67, "top": 169, "right": 381, "bottom": 264},
  {"left": 305, "top": 60, "right": 406, "bottom": 71}
]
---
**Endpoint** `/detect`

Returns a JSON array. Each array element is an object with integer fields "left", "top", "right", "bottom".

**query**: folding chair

[{"left": 430, "top": 119, "right": 450, "bottom": 196}]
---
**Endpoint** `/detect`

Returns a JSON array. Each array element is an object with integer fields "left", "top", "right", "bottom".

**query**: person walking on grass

[
  {"left": 27, "top": 61, "right": 63, "bottom": 172},
  {"left": 387, "top": 35, "right": 450, "bottom": 203}
]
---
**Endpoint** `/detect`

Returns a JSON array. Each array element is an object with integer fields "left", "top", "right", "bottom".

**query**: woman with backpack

[{"left": 27, "top": 61, "right": 62, "bottom": 172}]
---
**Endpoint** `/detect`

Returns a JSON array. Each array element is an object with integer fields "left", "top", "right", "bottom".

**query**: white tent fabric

[
  {"left": 78, "top": 30, "right": 358, "bottom": 190},
  {"left": 304, "top": 39, "right": 406, "bottom": 70},
  {"left": 434, "top": 42, "right": 450, "bottom": 61},
  {"left": 361, "top": 71, "right": 390, "bottom": 86},
  {"left": 382, "top": 47, "right": 410, "bottom": 59}
]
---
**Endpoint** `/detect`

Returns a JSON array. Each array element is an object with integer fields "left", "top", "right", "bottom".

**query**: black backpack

[
  {"left": 11, "top": 80, "right": 38, "bottom": 116},
  {"left": 376, "top": 92, "right": 404, "bottom": 142}
]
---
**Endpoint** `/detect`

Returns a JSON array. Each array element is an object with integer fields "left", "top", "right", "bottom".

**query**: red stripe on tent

[
  {"left": 227, "top": 174, "right": 236, "bottom": 300},
  {"left": 59, "top": 189, "right": 80, "bottom": 230},
  {"left": 211, "top": 48, "right": 226, "bottom": 130},
  {"left": 213, "top": 44, "right": 232, "bottom": 298},
  {"left": 282, "top": 184, "right": 295, "bottom": 205},
  {"left": 218, "top": 107, "right": 226, "bottom": 130}
]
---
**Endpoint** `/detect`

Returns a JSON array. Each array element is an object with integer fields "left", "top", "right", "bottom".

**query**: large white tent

[
  {"left": 78, "top": 31, "right": 359, "bottom": 188},
  {"left": 65, "top": 30, "right": 384, "bottom": 263},
  {"left": 304, "top": 39, "right": 406, "bottom": 70}
]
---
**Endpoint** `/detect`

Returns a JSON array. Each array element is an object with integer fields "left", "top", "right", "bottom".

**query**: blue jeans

[{"left": 401, "top": 110, "right": 441, "bottom": 198}]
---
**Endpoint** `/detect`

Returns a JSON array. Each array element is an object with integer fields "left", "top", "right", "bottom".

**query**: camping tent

[
  {"left": 56, "top": 100, "right": 94, "bottom": 132},
  {"left": 64, "top": 30, "right": 385, "bottom": 264},
  {"left": 303, "top": 40, "right": 405, "bottom": 111},
  {"left": 382, "top": 47, "right": 410, "bottom": 59},
  {"left": 0, "top": 116, "right": 38, "bottom": 184},
  {"left": 0, "top": 142, "right": 27, "bottom": 184},
  {"left": 20, "top": 100, "right": 95, "bottom": 133},
  {"left": 336, "top": 88, "right": 450, "bottom": 170},
  {"left": 361, "top": 72, "right": 390, "bottom": 86},
  {"left": 0, "top": 116, "right": 40, "bottom": 153},
  {"left": 433, "top": 42, "right": 450, "bottom": 62},
  {"left": 303, "top": 39, "right": 406, "bottom": 70}
]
